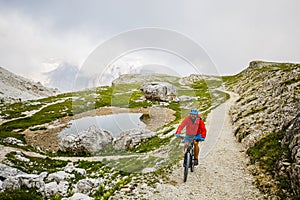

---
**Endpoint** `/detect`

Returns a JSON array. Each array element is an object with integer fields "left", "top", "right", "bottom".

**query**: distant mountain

[
  {"left": 0, "top": 67, "right": 59, "bottom": 102},
  {"left": 44, "top": 63, "right": 79, "bottom": 92}
]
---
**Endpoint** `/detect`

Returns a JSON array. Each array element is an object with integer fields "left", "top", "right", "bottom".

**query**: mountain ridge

[
  {"left": 0, "top": 66, "right": 59, "bottom": 103},
  {"left": 225, "top": 60, "right": 300, "bottom": 198}
]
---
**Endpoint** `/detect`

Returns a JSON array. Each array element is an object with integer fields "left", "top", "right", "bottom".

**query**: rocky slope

[
  {"left": 0, "top": 67, "right": 59, "bottom": 102},
  {"left": 226, "top": 61, "right": 300, "bottom": 198}
]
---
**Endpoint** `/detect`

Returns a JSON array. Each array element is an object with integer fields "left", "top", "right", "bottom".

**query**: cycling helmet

[{"left": 190, "top": 108, "right": 198, "bottom": 115}]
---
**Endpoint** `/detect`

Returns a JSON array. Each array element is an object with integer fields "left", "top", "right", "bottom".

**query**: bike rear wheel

[{"left": 184, "top": 152, "right": 191, "bottom": 182}]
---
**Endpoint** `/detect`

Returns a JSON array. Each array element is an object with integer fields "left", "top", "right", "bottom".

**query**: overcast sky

[{"left": 0, "top": 0, "right": 299, "bottom": 83}]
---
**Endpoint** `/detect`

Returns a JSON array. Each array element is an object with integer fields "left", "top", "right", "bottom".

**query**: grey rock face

[
  {"left": 228, "top": 61, "right": 300, "bottom": 195},
  {"left": 113, "top": 128, "right": 156, "bottom": 150},
  {"left": 59, "top": 126, "right": 114, "bottom": 154},
  {"left": 282, "top": 114, "right": 300, "bottom": 195},
  {"left": 140, "top": 82, "right": 177, "bottom": 101}
]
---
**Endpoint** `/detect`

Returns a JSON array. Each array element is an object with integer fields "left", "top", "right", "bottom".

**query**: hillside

[
  {"left": 225, "top": 61, "right": 300, "bottom": 198},
  {"left": 0, "top": 67, "right": 59, "bottom": 102},
  {"left": 0, "top": 72, "right": 229, "bottom": 199},
  {"left": 0, "top": 62, "right": 299, "bottom": 199}
]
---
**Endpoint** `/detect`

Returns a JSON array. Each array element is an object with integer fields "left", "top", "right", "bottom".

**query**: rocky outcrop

[
  {"left": 0, "top": 162, "right": 92, "bottom": 198},
  {"left": 282, "top": 114, "right": 300, "bottom": 195},
  {"left": 140, "top": 82, "right": 177, "bottom": 101},
  {"left": 227, "top": 61, "right": 300, "bottom": 196},
  {"left": 113, "top": 128, "right": 156, "bottom": 150},
  {"left": 0, "top": 66, "right": 59, "bottom": 102},
  {"left": 228, "top": 61, "right": 299, "bottom": 148},
  {"left": 59, "top": 126, "right": 113, "bottom": 155}
]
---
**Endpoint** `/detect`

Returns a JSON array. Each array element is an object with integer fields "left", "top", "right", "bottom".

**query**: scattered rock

[
  {"left": 142, "top": 167, "right": 156, "bottom": 174},
  {"left": 140, "top": 82, "right": 177, "bottom": 101},
  {"left": 73, "top": 178, "right": 103, "bottom": 194},
  {"left": 2, "top": 137, "right": 24, "bottom": 146}
]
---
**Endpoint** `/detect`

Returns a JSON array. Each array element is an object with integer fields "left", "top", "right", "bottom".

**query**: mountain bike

[{"left": 178, "top": 136, "right": 195, "bottom": 182}]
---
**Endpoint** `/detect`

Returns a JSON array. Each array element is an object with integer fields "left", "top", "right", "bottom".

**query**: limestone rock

[
  {"left": 113, "top": 128, "right": 156, "bottom": 150},
  {"left": 63, "top": 162, "right": 87, "bottom": 177},
  {"left": 2, "top": 137, "right": 24, "bottom": 146},
  {"left": 282, "top": 114, "right": 300, "bottom": 195},
  {"left": 140, "top": 82, "right": 177, "bottom": 101},
  {"left": 73, "top": 178, "right": 103, "bottom": 194},
  {"left": 62, "top": 193, "right": 94, "bottom": 200},
  {"left": 44, "top": 181, "right": 69, "bottom": 198},
  {"left": 0, "top": 164, "right": 27, "bottom": 179},
  {"left": 59, "top": 126, "right": 113, "bottom": 155},
  {"left": 47, "top": 171, "right": 75, "bottom": 182}
]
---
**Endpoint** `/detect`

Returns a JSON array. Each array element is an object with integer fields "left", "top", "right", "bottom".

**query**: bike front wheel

[{"left": 184, "top": 152, "right": 192, "bottom": 182}]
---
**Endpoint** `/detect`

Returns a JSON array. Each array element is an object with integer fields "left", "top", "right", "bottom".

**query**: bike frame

[{"left": 182, "top": 137, "right": 195, "bottom": 182}]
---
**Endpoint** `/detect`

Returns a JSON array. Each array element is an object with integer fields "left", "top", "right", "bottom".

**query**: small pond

[{"left": 59, "top": 113, "right": 146, "bottom": 137}]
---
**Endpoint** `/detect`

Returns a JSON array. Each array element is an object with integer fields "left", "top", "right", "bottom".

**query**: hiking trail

[{"left": 149, "top": 91, "right": 264, "bottom": 200}]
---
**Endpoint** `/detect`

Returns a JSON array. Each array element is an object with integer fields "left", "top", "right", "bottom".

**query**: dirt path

[{"left": 149, "top": 91, "right": 264, "bottom": 200}]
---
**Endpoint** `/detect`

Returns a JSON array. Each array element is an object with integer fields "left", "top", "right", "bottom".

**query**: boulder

[
  {"left": 2, "top": 137, "right": 24, "bottom": 146},
  {"left": 73, "top": 178, "right": 103, "bottom": 194},
  {"left": 59, "top": 126, "right": 113, "bottom": 155},
  {"left": 113, "top": 128, "right": 156, "bottom": 150},
  {"left": 18, "top": 173, "right": 47, "bottom": 191},
  {"left": 44, "top": 181, "right": 69, "bottom": 198},
  {"left": 140, "top": 82, "right": 177, "bottom": 101},
  {"left": 63, "top": 162, "right": 86, "bottom": 177},
  {"left": 2, "top": 177, "right": 21, "bottom": 190},
  {"left": 47, "top": 171, "right": 75, "bottom": 182},
  {"left": 0, "top": 164, "right": 27, "bottom": 179}
]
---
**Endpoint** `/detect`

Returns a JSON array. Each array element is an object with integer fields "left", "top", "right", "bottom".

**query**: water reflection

[{"left": 59, "top": 113, "right": 146, "bottom": 137}]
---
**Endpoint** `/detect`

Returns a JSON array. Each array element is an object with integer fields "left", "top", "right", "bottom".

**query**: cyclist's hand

[
  {"left": 175, "top": 134, "right": 181, "bottom": 138},
  {"left": 200, "top": 137, "right": 205, "bottom": 141},
  {"left": 194, "top": 134, "right": 201, "bottom": 141}
]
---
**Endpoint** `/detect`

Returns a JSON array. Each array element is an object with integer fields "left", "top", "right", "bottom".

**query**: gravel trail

[{"left": 149, "top": 92, "right": 264, "bottom": 200}]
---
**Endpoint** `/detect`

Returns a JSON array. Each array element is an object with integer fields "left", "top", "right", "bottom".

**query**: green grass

[
  {"left": 0, "top": 189, "right": 45, "bottom": 200},
  {"left": 0, "top": 132, "right": 26, "bottom": 142},
  {"left": 131, "top": 136, "right": 172, "bottom": 153},
  {"left": 247, "top": 131, "right": 294, "bottom": 198},
  {"left": 0, "top": 99, "right": 73, "bottom": 132},
  {"left": 4, "top": 152, "right": 68, "bottom": 174}
]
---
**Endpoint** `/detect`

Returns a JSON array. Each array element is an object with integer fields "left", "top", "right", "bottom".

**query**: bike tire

[
  {"left": 191, "top": 150, "right": 195, "bottom": 172},
  {"left": 184, "top": 152, "right": 191, "bottom": 182},
  {"left": 191, "top": 159, "right": 194, "bottom": 172}
]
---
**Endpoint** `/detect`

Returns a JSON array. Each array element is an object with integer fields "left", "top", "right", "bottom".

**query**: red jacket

[{"left": 176, "top": 115, "right": 207, "bottom": 138}]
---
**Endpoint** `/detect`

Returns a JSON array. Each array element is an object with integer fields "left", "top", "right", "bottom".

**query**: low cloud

[{"left": 0, "top": 11, "right": 96, "bottom": 83}]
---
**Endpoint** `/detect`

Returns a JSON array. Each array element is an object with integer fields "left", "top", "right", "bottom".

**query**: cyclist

[{"left": 175, "top": 108, "right": 207, "bottom": 166}]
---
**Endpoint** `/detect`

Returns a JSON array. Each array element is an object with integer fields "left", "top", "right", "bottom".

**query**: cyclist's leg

[
  {"left": 193, "top": 140, "right": 199, "bottom": 160},
  {"left": 183, "top": 135, "right": 193, "bottom": 153}
]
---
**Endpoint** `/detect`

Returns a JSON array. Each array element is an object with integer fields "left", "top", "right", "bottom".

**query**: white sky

[{"left": 0, "top": 0, "right": 299, "bottom": 82}]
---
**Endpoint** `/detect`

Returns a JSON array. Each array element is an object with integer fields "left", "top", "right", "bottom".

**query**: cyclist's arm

[
  {"left": 176, "top": 117, "right": 189, "bottom": 134},
  {"left": 197, "top": 119, "right": 207, "bottom": 138}
]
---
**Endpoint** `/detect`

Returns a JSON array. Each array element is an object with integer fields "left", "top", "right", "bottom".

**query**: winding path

[
  {"left": 149, "top": 92, "right": 264, "bottom": 200},
  {"left": 0, "top": 91, "right": 264, "bottom": 199}
]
